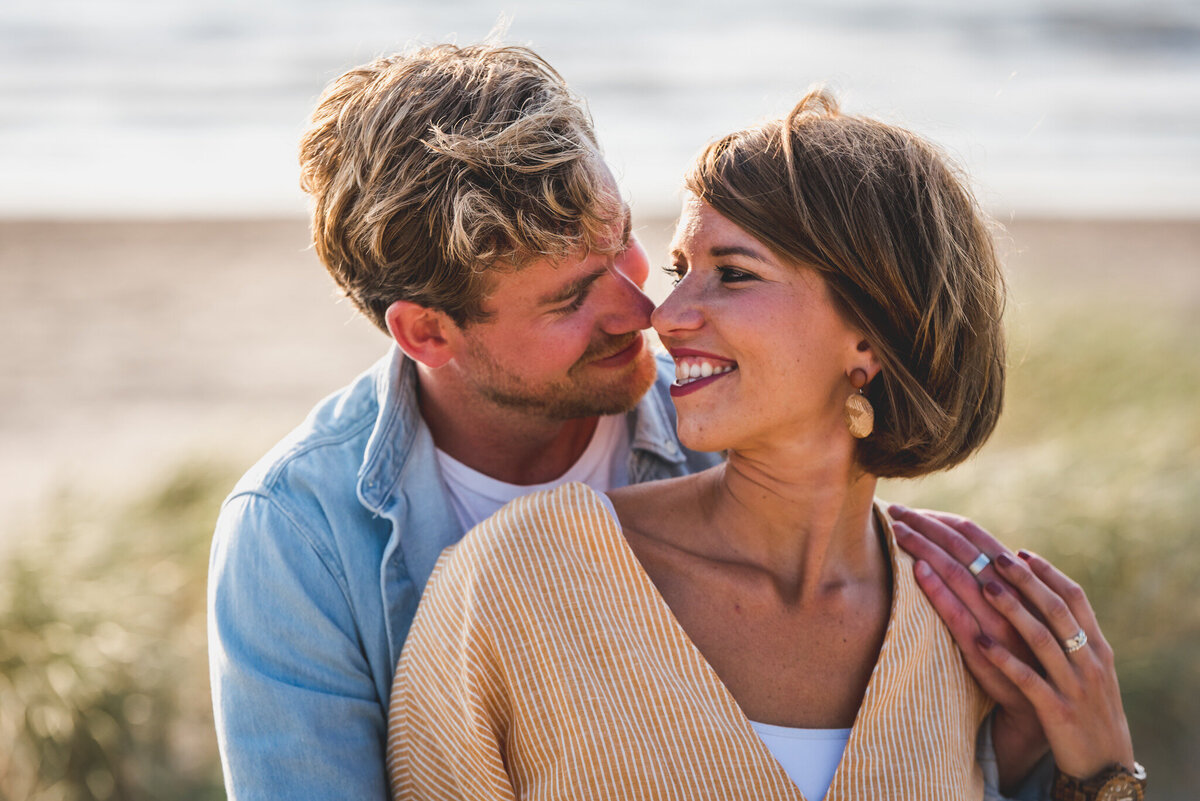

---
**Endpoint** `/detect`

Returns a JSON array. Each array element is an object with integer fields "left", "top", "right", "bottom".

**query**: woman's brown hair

[{"left": 687, "top": 89, "right": 1006, "bottom": 477}]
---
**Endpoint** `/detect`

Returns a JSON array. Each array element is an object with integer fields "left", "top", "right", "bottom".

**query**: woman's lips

[
  {"left": 668, "top": 350, "right": 738, "bottom": 398},
  {"left": 669, "top": 350, "right": 738, "bottom": 387},
  {"left": 668, "top": 369, "right": 735, "bottom": 398}
]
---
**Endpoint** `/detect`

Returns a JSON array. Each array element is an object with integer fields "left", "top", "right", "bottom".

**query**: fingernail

[
  {"left": 893, "top": 521, "right": 910, "bottom": 537},
  {"left": 977, "top": 634, "right": 994, "bottom": 649},
  {"left": 995, "top": 552, "right": 1015, "bottom": 569},
  {"left": 914, "top": 560, "right": 931, "bottom": 578},
  {"left": 1017, "top": 549, "right": 1033, "bottom": 561},
  {"left": 984, "top": 581, "right": 1004, "bottom": 597},
  {"left": 889, "top": 503, "right": 909, "bottom": 515}
]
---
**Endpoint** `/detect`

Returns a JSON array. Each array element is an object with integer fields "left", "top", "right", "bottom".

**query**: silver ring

[
  {"left": 967, "top": 552, "right": 991, "bottom": 577},
  {"left": 1062, "top": 629, "right": 1088, "bottom": 654}
]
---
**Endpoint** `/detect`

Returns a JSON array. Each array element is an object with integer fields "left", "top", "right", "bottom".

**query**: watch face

[{"left": 1096, "top": 775, "right": 1141, "bottom": 801}]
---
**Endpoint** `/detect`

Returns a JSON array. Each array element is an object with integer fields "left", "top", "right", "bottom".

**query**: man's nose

[
  {"left": 600, "top": 238, "right": 654, "bottom": 332},
  {"left": 614, "top": 236, "right": 650, "bottom": 290}
]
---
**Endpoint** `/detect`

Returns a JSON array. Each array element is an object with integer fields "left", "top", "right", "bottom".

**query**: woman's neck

[{"left": 700, "top": 442, "right": 883, "bottom": 602}]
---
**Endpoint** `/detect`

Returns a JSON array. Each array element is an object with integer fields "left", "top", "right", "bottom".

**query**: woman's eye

[
  {"left": 661, "top": 265, "right": 686, "bottom": 286},
  {"left": 717, "top": 266, "right": 756, "bottom": 283}
]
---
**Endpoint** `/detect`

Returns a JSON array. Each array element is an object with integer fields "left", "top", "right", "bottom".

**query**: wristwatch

[{"left": 1051, "top": 762, "right": 1147, "bottom": 801}]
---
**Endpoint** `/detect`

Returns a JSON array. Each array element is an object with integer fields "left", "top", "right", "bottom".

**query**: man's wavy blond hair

[{"left": 299, "top": 43, "right": 623, "bottom": 331}]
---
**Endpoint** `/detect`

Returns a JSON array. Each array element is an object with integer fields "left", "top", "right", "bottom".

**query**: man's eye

[
  {"left": 661, "top": 265, "right": 686, "bottom": 286},
  {"left": 717, "top": 266, "right": 755, "bottom": 283},
  {"left": 553, "top": 292, "right": 588, "bottom": 315}
]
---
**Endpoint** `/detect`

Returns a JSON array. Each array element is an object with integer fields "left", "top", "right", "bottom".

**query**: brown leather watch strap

[{"left": 1051, "top": 763, "right": 1146, "bottom": 801}]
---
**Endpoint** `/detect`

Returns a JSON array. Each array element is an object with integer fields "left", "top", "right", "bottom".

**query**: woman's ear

[
  {"left": 385, "top": 300, "right": 457, "bottom": 368},
  {"left": 853, "top": 338, "right": 883, "bottom": 384}
]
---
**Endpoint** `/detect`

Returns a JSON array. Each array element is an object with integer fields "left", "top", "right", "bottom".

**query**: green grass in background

[{"left": 1, "top": 279, "right": 1196, "bottom": 799}]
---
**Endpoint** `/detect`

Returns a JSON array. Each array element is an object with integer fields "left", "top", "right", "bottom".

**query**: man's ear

[{"left": 385, "top": 300, "right": 458, "bottom": 369}]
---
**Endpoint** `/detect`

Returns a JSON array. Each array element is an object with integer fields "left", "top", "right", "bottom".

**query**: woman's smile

[{"left": 669, "top": 349, "right": 739, "bottom": 396}]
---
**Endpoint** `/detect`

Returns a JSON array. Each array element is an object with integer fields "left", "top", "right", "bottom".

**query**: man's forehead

[
  {"left": 594, "top": 203, "right": 633, "bottom": 252},
  {"left": 473, "top": 195, "right": 631, "bottom": 313},
  {"left": 528, "top": 203, "right": 631, "bottom": 266}
]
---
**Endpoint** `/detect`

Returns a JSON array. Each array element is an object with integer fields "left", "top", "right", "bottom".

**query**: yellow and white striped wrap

[{"left": 387, "top": 482, "right": 990, "bottom": 800}]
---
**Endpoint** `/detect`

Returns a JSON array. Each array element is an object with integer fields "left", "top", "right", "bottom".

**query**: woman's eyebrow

[{"left": 710, "top": 245, "right": 769, "bottom": 262}]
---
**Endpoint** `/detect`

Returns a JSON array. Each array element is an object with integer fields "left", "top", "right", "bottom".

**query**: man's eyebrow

[
  {"left": 538, "top": 267, "right": 605, "bottom": 307},
  {"left": 710, "top": 245, "right": 770, "bottom": 262},
  {"left": 537, "top": 207, "right": 632, "bottom": 307}
]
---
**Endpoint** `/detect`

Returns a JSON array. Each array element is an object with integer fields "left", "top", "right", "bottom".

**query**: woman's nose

[{"left": 651, "top": 277, "right": 703, "bottom": 338}]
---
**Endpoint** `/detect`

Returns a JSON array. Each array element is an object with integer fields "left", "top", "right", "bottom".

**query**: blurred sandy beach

[{"left": 2, "top": 213, "right": 1196, "bottom": 542}]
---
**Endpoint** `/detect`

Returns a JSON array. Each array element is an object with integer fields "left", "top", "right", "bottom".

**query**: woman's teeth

[{"left": 673, "top": 358, "right": 736, "bottom": 385}]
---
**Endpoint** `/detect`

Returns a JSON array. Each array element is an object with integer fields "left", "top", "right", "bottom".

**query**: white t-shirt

[
  {"left": 435, "top": 413, "right": 631, "bottom": 532},
  {"left": 750, "top": 721, "right": 850, "bottom": 800}
]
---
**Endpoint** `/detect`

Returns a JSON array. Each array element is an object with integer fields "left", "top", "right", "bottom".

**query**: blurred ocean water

[{"left": 2, "top": 0, "right": 1199, "bottom": 217}]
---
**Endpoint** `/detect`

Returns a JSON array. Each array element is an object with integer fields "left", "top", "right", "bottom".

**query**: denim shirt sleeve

[
  {"left": 208, "top": 491, "right": 388, "bottom": 800},
  {"left": 978, "top": 709, "right": 1055, "bottom": 801}
]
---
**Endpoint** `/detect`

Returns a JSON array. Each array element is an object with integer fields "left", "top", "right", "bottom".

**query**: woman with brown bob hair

[{"left": 386, "top": 90, "right": 1140, "bottom": 800}]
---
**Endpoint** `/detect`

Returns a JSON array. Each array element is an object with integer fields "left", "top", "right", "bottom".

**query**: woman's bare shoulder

[
  {"left": 608, "top": 468, "right": 720, "bottom": 561},
  {"left": 609, "top": 471, "right": 706, "bottom": 522}
]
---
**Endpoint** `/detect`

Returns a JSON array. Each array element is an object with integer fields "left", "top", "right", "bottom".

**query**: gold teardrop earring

[{"left": 844, "top": 367, "right": 874, "bottom": 439}]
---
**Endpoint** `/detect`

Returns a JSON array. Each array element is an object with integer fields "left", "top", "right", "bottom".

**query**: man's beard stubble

[{"left": 463, "top": 332, "right": 656, "bottom": 420}]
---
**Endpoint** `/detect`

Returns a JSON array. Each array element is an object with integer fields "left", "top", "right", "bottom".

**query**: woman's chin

[{"left": 676, "top": 423, "right": 734, "bottom": 455}]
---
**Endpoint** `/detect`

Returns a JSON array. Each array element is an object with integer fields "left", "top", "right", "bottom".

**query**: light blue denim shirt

[{"left": 207, "top": 347, "right": 721, "bottom": 800}]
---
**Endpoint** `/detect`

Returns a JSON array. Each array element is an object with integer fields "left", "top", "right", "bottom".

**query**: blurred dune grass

[
  {"left": 882, "top": 259, "right": 1200, "bottom": 795},
  {"left": 1, "top": 223, "right": 1197, "bottom": 799},
  {"left": 1, "top": 465, "right": 228, "bottom": 800}
]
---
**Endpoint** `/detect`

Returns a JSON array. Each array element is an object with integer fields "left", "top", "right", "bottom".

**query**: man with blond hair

[{"left": 207, "top": 43, "right": 719, "bottom": 798}]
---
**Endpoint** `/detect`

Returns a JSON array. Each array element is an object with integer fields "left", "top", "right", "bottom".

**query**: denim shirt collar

[
  {"left": 354, "top": 346, "right": 690, "bottom": 668},
  {"left": 359, "top": 346, "right": 687, "bottom": 516},
  {"left": 357, "top": 347, "right": 422, "bottom": 516},
  {"left": 626, "top": 362, "right": 686, "bottom": 468},
  {"left": 356, "top": 348, "right": 458, "bottom": 669}
]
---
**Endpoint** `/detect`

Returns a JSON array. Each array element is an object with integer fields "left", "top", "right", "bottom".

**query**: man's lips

[{"left": 591, "top": 333, "right": 644, "bottom": 367}]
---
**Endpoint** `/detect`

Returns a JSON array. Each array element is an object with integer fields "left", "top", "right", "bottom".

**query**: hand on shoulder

[{"left": 890, "top": 506, "right": 1142, "bottom": 797}]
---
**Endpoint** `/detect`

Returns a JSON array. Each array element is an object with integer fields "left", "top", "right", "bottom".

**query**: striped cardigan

[{"left": 387, "top": 482, "right": 991, "bottom": 800}]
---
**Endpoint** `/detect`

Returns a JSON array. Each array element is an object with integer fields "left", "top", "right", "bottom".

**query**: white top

[
  {"left": 750, "top": 721, "right": 850, "bottom": 800},
  {"left": 436, "top": 413, "right": 630, "bottom": 532},
  {"left": 593, "top": 495, "right": 852, "bottom": 801}
]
